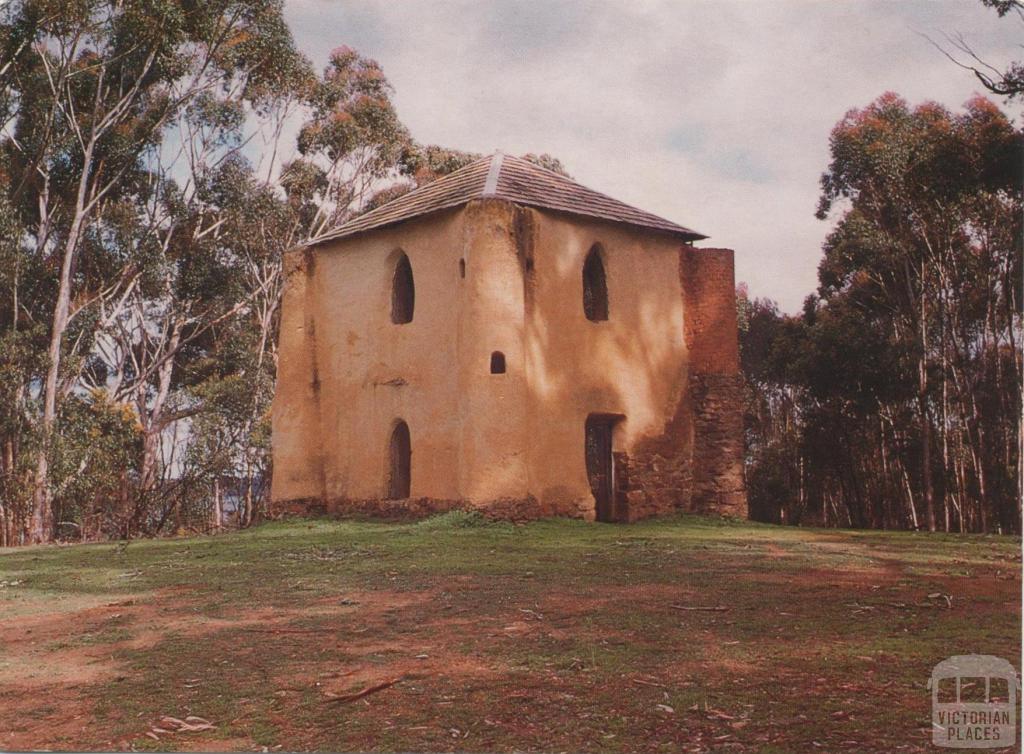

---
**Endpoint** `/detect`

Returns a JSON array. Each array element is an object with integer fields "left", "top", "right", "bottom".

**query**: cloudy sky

[{"left": 284, "top": 1, "right": 1018, "bottom": 311}]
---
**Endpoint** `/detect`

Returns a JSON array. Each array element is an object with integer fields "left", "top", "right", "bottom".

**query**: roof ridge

[{"left": 482, "top": 151, "right": 503, "bottom": 195}]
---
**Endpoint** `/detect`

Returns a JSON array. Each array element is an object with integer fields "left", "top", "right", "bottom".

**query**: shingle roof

[{"left": 305, "top": 153, "right": 707, "bottom": 247}]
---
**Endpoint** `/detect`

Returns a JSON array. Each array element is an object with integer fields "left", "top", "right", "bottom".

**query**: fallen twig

[
  {"left": 151, "top": 715, "right": 216, "bottom": 735},
  {"left": 631, "top": 678, "right": 668, "bottom": 688},
  {"left": 670, "top": 604, "right": 728, "bottom": 612},
  {"left": 325, "top": 677, "right": 402, "bottom": 705},
  {"left": 240, "top": 628, "right": 337, "bottom": 634},
  {"left": 706, "top": 708, "right": 736, "bottom": 720}
]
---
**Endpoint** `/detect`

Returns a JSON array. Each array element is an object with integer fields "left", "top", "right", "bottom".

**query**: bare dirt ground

[{"left": 0, "top": 514, "right": 1019, "bottom": 753}]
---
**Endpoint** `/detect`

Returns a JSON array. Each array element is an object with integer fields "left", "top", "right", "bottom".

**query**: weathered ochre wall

[
  {"left": 271, "top": 202, "right": 540, "bottom": 513},
  {"left": 270, "top": 199, "right": 747, "bottom": 520},
  {"left": 270, "top": 249, "right": 324, "bottom": 502},
  {"left": 518, "top": 207, "right": 693, "bottom": 519},
  {"left": 455, "top": 201, "right": 531, "bottom": 504},
  {"left": 315, "top": 209, "right": 472, "bottom": 503},
  {"left": 272, "top": 208, "right": 468, "bottom": 509}
]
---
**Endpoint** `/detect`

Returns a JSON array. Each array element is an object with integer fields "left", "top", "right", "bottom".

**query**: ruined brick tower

[{"left": 271, "top": 153, "right": 746, "bottom": 521}]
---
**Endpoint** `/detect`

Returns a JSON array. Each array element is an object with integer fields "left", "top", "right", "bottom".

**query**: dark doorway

[
  {"left": 585, "top": 415, "right": 616, "bottom": 522},
  {"left": 490, "top": 351, "right": 506, "bottom": 374},
  {"left": 387, "top": 420, "right": 411, "bottom": 499}
]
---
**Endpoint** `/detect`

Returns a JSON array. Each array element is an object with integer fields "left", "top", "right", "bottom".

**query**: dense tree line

[{"left": 741, "top": 94, "right": 1022, "bottom": 533}]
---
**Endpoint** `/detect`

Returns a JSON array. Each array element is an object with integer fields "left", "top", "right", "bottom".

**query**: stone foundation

[
  {"left": 614, "top": 375, "right": 746, "bottom": 521},
  {"left": 271, "top": 494, "right": 562, "bottom": 523},
  {"left": 689, "top": 373, "right": 747, "bottom": 516},
  {"left": 618, "top": 405, "right": 694, "bottom": 521}
]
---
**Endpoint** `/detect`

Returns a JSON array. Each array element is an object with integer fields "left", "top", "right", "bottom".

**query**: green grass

[{"left": 0, "top": 514, "right": 1019, "bottom": 753}]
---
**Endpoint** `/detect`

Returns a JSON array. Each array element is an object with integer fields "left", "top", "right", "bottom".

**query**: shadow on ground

[{"left": 0, "top": 514, "right": 1019, "bottom": 753}]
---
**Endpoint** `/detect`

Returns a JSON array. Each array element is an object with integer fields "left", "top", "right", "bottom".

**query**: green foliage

[
  {"left": 399, "top": 143, "right": 481, "bottom": 180},
  {"left": 0, "top": 0, "right": 312, "bottom": 543},
  {"left": 297, "top": 46, "right": 406, "bottom": 165},
  {"left": 286, "top": 45, "right": 413, "bottom": 236},
  {"left": 745, "top": 93, "right": 1022, "bottom": 532},
  {"left": 50, "top": 390, "right": 141, "bottom": 537},
  {"left": 0, "top": 165, "right": 47, "bottom": 544}
]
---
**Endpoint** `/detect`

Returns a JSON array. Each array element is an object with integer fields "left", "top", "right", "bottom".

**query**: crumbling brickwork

[
  {"left": 679, "top": 247, "right": 747, "bottom": 517},
  {"left": 616, "top": 246, "right": 747, "bottom": 520},
  {"left": 616, "top": 404, "right": 694, "bottom": 521},
  {"left": 688, "top": 373, "right": 746, "bottom": 515}
]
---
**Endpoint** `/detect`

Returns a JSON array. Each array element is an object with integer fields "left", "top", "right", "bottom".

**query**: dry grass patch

[{"left": 0, "top": 514, "right": 1019, "bottom": 752}]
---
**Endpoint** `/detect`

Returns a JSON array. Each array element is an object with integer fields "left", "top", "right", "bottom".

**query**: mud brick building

[{"left": 271, "top": 153, "right": 746, "bottom": 521}]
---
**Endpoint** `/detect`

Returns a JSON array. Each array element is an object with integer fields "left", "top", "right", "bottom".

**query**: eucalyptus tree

[
  {"left": 87, "top": 44, "right": 445, "bottom": 536},
  {"left": 745, "top": 93, "right": 1022, "bottom": 533},
  {"left": 0, "top": 0, "right": 309, "bottom": 542},
  {"left": 281, "top": 46, "right": 411, "bottom": 240}
]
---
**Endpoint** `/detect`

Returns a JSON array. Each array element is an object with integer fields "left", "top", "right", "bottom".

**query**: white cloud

[{"left": 285, "top": 0, "right": 1020, "bottom": 311}]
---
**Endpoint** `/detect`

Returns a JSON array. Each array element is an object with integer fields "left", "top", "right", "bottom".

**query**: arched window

[
  {"left": 391, "top": 253, "right": 415, "bottom": 324},
  {"left": 490, "top": 351, "right": 506, "bottom": 374},
  {"left": 582, "top": 246, "right": 608, "bottom": 321},
  {"left": 458, "top": 258, "right": 466, "bottom": 278},
  {"left": 386, "top": 420, "right": 411, "bottom": 499}
]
